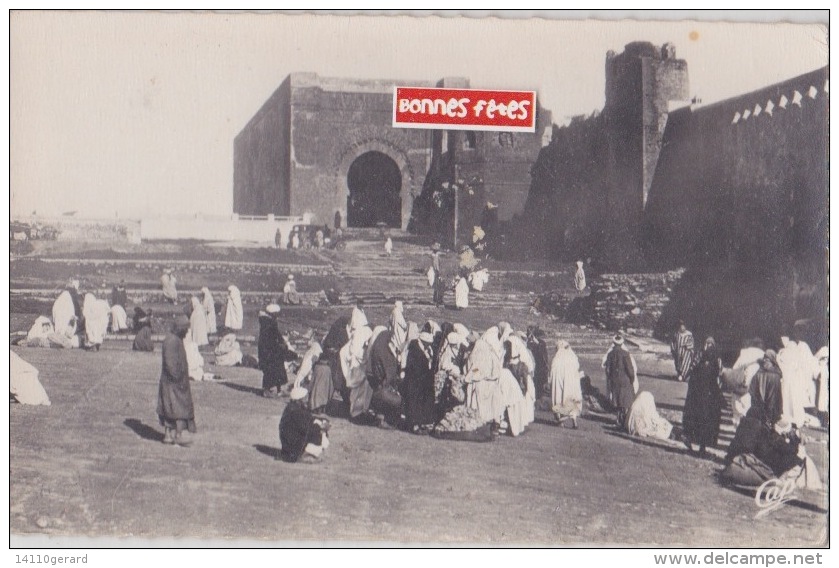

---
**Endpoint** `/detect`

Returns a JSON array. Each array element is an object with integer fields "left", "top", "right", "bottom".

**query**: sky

[{"left": 9, "top": 11, "right": 828, "bottom": 219}]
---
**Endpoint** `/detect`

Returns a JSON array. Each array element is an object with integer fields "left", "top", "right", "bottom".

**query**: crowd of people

[
  {"left": 669, "top": 322, "right": 827, "bottom": 490},
  {"left": 424, "top": 242, "right": 492, "bottom": 311},
  {"left": 16, "top": 269, "right": 828, "bottom": 489},
  {"left": 24, "top": 275, "right": 250, "bottom": 356},
  {"left": 256, "top": 301, "right": 582, "bottom": 461}
]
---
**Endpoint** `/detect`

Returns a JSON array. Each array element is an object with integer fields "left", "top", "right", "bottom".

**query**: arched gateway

[{"left": 346, "top": 151, "right": 402, "bottom": 228}]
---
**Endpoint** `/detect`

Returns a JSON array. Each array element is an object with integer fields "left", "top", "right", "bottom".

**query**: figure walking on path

[
  {"left": 430, "top": 243, "right": 445, "bottom": 307},
  {"left": 157, "top": 315, "right": 197, "bottom": 446},
  {"left": 161, "top": 268, "right": 178, "bottom": 304},
  {"left": 671, "top": 320, "right": 695, "bottom": 382},
  {"left": 603, "top": 334, "right": 636, "bottom": 429},
  {"left": 682, "top": 337, "right": 724, "bottom": 457},
  {"left": 574, "top": 260, "right": 586, "bottom": 292}
]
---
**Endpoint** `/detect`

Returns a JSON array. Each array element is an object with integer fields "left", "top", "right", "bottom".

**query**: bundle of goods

[{"left": 432, "top": 405, "right": 493, "bottom": 442}]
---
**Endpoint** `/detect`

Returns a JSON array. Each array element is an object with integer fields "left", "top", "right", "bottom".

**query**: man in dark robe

[
  {"left": 322, "top": 315, "right": 351, "bottom": 413},
  {"left": 66, "top": 279, "right": 84, "bottom": 345},
  {"left": 527, "top": 326, "right": 550, "bottom": 399},
  {"left": 280, "top": 387, "right": 330, "bottom": 463},
  {"left": 682, "top": 337, "right": 724, "bottom": 456},
  {"left": 747, "top": 349, "right": 783, "bottom": 428},
  {"left": 367, "top": 328, "right": 401, "bottom": 427},
  {"left": 430, "top": 244, "right": 445, "bottom": 307},
  {"left": 66, "top": 279, "right": 83, "bottom": 320},
  {"left": 157, "top": 315, "right": 196, "bottom": 446},
  {"left": 401, "top": 332, "right": 437, "bottom": 432},
  {"left": 722, "top": 418, "right": 803, "bottom": 484},
  {"left": 132, "top": 308, "right": 154, "bottom": 352},
  {"left": 111, "top": 280, "right": 128, "bottom": 309},
  {"left": 258, "top": 304, "right": 298, "bottom": 398},
  {"left": 725, "top": 350, "right": 784, "bottom": 464},
  {"left": 603, "top": 335, "right": 636, "bottom": 429}
]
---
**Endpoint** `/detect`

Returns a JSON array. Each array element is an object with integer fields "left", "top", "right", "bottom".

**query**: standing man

[
  {"left": 574, "top": 260, "right": 587, "bottom": 292},
  {"left": 430, "top": 243, "right": 445, "bottom": 307},
  {"left": 110, "top": 280, "right": 129, "bottom": 333},
  {"left": 671, "top": 320, "right": 695, "bottom": 382},
  {"left": 161, "top": 268, "right": 178, "bottom": 304},
  {"left": 603, "top": 334, "right": 637, "bottom": 429},
  {"left": 258, "top": 304, "right": 298, "bottom": 398},
  {"left": 274, "top": 228, "right": 282, "bottom": 249},
  {"left": 157, "top": 315, "right": 197, "bottom": 446}
]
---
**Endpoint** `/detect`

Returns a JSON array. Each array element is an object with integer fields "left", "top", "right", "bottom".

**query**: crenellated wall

[{"left": 522, "top": 41, "right": 827, "bottom": 347}]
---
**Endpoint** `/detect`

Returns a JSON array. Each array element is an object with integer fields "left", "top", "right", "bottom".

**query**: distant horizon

[{"left": 10, "top": 13, "right": 827, "bottom": 219}]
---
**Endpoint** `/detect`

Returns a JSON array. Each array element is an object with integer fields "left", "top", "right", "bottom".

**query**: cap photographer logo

[{"left": 753, "top": 477, "right": 797, "bottom": 519}]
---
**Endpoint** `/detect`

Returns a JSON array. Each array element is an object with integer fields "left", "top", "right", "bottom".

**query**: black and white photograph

[{"left": 7, "top": 10, "right": 829, "bottom": 550}]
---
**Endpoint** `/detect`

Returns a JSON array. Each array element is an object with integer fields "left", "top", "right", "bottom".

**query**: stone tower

[
  {"left": 605, "top": 41, "right": 690, "bottom": 208},
  {"left": 602, "top": 41, "right": 689, "bottom": 268}
]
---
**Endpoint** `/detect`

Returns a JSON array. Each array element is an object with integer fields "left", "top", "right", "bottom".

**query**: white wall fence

[
  {"left": 139, "top": 214, "right": 310, "bottom": 247},
  {"left": 13, "top": 214, "right": 311, "bottom": 247}
]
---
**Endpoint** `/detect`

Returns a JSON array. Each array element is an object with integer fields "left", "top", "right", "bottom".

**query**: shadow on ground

[
  {"left": 253, "top": 444, "right": 280, "bottom": 460},
  {"left": 219, "top": 382, "right": 265, "bottom": 397},
  {"left": 124, "top": 418, "right": 163, "bottom": 443}
]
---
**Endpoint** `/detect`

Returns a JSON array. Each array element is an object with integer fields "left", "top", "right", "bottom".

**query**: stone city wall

[{"left": 586, "top": 269, "right": 685, "bottom": 336}]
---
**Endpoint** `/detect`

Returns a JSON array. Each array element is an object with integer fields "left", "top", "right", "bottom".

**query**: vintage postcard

[{"left": 8, "top": 11, "right": 829, "bottom": 551}]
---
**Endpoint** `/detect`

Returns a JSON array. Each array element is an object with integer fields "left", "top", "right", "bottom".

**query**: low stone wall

[
  {"left": 587, "top": 269, "right": 685, "bottom": 336},
  {"left": 19, "top": 217, "right": 142, "bottom": 244}
]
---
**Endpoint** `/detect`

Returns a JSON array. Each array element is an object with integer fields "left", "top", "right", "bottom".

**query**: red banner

[{"left": 392, "top": 87, "right": 536, "bottom": 132}]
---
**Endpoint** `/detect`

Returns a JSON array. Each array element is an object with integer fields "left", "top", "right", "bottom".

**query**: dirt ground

[
  {"left": 9, "top": 242, "right": 829, "bottom": 546},
  {"left": 10, "top": 338, "right": 828, "bottom": 546}
]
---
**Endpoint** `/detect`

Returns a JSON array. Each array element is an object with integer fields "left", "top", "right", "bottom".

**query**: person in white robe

[
  {"left": 51, "top": 290, "right": 77, "bottom": 339},
  {"left": 294, "top": 339, "right": 324, "bottom": 389},
  {"left": 224, "top": 285, "right": 244, "bottom": 331},
  {"left": 464, "top": 327, "right": 505, "bottom": 425},
  {"left": 626, "top": 391, "right": 673, "bottom": 440},
  {"left": 82, "top": 293, "right": 110, "bottom": 350},
  {"left": 201, "top": 287, "right": 217, "bottom": 335},
  {"left": 384, "top": 237, "right": 393, "bottom": 256},
  {"left": 454, "top": 275, "right": 469, "bottom": 309},
  {"left": 468, "top": 268, "right": 489, "bottom": 292},
  {"left": 551, "top": 339, "right": 583, "bottom": 428},
  {"left": 26, "top": 316, "right": 54, "bottom": 347},
  {"left": 389, "top": 301, "right": 408, "bottom": 358},
  {"left": 349, "top": 303, "right": 368, "bottom": 335},
  {"left": 507, "top": 333, "right": 536, "bottom": 426},
  {"left": 814, "top": 346, "right": 828, "bottom": 426},
  {"left": 341, "top": 325, "right": 374, "bottom": 417},
  {"left": 498, "top": 367, "right": 528, "bottom": 436},
  {"left": 110, "top": 304, "right": 129, "bottom": 333},
  {"left": 188, "top": 296, "right": 209, "bottom": 347},
  {"left": 183, "top": 336, "right": 211, "bottom": 381},
  {"left": 161, "top": 269, "right": 178, "bottom": 303},
  {"left": 435, "top": 331, "right": 469, "bottom": 409},
  {"left": 450, "top": 323, "right": 471, "bottom": 352},
  {"left": 778, "top": 336, "right": 818, "bottom": 427},
  {"left": 437, "top": 332, "right": 466, "bottom": 375},
  {"left": 574, "top": 260, "right": 587, "bottom": 291},
  {"left": 726, "top": 343, "right": 765, "bottom": 427},
  {"left": 214, "top": 333, "right": 244, "bottom": 367},
  {"left": 10, "top": 351, "right": 51, "bottom": 406},
  {"left": 283, "top": 275, "right": 301, "bottom": 305}
]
